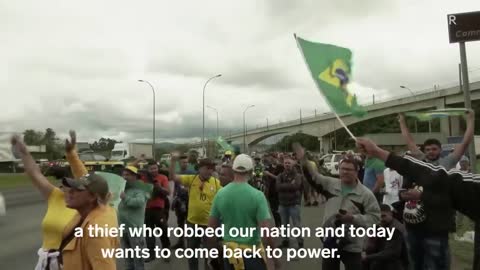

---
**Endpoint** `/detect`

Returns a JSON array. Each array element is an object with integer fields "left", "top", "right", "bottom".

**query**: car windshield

[{"left": 334, "top": 155, "right": 342, "bottom": 162}]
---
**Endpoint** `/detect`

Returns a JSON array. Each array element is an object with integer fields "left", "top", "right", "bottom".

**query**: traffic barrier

[{"left": 1, "top": 187, "right": 43, "bottom": 208}]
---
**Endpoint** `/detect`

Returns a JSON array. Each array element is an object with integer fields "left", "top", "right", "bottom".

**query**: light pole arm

[
  {"left": 202, "top": 74, "right": 221, "bottom": 156},
  {"left": 139, "top": 80, "right": 156, "bottom": 160}
]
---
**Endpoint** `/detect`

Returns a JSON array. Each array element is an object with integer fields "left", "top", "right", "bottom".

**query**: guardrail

[{"left": 1, "top": 187, "right": 42, "bottom": 208}]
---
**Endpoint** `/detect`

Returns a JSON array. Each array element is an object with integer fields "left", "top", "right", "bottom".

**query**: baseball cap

[
  {"left": 62, "top": 173, "right": 109, "bottom": 198},
  {"left": 124, "top": 165, "right": 139, "bottom": 175},
  {"left": 233, "top": 154, "right": 254, "bottom": 173}
]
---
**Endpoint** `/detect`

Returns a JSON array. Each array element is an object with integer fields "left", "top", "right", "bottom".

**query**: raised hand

[
  {"left": 356, "top": 138, "right": 390, "bottom": 161},
  {"left": 356, "top": 138, "right": 380, "bottom": 156},
  {"left": 171, "top": 151, "right": 181, "bottom": 160},
  {"left": 65, "top": 130, "right": 77, "bottom": 153},
  {"left": 466, "top": 109, "right": 475, "bottom": 122},
  {"left": 397, "top": 113, "right": 406, "bottom": 124},
  {"left": 11, "top": 135, "right": 28, "bottom": 157}
]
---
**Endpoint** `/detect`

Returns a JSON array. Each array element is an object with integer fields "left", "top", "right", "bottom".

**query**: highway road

[{"left": 0, "top": 202, "right": 327, "bottom": 270}]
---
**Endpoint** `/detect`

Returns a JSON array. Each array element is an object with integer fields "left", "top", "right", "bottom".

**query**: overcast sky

[{"left": 3, "top": 0, "right": 480, "bottom": 144}]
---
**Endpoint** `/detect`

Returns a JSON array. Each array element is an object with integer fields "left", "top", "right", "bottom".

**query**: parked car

[{"left": 319, "top": 153, "right": 343, "bottom": 176}]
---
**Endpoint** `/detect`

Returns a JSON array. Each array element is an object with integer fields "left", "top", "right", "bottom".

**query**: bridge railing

[{"left": 225, "top": 78, "right": 480, "bottom": 138}]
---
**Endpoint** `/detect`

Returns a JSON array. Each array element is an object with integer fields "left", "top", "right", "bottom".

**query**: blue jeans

[
  {"left": 186, "top": 222, "right": 208, "bottom": 270},
  {"left": 121, "top": 231, "right": 145, "bottom": 270},
  {"left": 278, "top": 205, "right": 303, "bottom": 245},
  {"left": 224, "top": 258, "right": 267, "bottom": 270},
  {"left": 406, "top": 229, "right": 450, "bottom": 270}
]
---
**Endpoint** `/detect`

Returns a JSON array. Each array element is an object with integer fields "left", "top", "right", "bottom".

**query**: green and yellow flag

[
  {"left": 216, "top": 136, "right": 235, "bottom": 152},
  {"left": 405, "top": 108, "right": 468, "bottom": 121},
  {"left": 295, "top": 35, "right": 366, "bottom": 117}
]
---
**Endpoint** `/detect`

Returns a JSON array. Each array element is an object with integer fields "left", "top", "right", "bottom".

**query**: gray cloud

[
  {"left": 2, "top": 0, "right": 480, "bottom": 146},
  {"left": 146, "top": 46, "right": 300, "bottom": 90},
  {"left": 12, "top": 48, "right": 130, "bottom": 80}
]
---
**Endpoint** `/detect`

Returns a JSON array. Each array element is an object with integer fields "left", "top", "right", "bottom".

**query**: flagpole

[{"left": 293, "top": 33, "right": 357, "bottom": 141}]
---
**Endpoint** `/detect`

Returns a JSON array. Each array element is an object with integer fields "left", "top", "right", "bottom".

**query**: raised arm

[
  {"left": 372, "top": 166, "right": 385, "bottom": 194},
  {"left": 11, "top": 136, "right": 54, "bottom": 199},
  {"left": 452, "top": 109, "right": 475, "bottom": 160},
  {"left": 168, "top": 153, "right": 182, "bottom": 183},
  {"left": 293, "top": 145, "right": 335, "bottom": 193},
  {"left": 398, "top": 113, "right": 419, "bottom": 153},
  {"left": 64, "top": 130, "right": 88, "bottom": 178},
  {"left": 356, "top": 138, "right": 445, "bottom": 187}
]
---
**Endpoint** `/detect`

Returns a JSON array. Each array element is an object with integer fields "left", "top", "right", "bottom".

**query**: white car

[
  {"left": 320, "top": 154, "right": 343, "bottom": 176},
  {"left": 0, "top": 192, "right": 6, "bottom": 217}
]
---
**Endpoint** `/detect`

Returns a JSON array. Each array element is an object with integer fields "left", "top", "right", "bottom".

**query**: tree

[
  {"left": 42, "top": 128, "right": 63, "bottom": 160},
  {"left": 23, "top": 128, "right": 63, "bottom": 160},
  {"left": 23, "top": 129, "right": 44, "bottom": 145},
  {"left": 90, "top": 138, "right": 119, "bottom": 151}
]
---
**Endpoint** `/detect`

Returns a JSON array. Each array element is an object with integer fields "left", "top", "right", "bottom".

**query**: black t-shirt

[{"left": 265, "top": 164, "right": 284, "bottom": 201}]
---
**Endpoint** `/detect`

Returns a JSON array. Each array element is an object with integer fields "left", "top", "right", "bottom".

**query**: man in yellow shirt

[{"left": 169, "top": 154, "right": 222, "bottom": 270}]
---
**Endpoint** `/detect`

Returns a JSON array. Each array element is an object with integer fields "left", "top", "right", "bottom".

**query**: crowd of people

[{"left": 11, "top": 110, "right": 480, "bottom": 270}]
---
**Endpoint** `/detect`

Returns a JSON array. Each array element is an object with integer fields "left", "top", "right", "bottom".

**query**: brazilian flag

[
  {"left": 295, "top": 35, "right": 366, "bottom": 117},
  {"left": 216, "top": 136, "right": 235, "bottom": 152},
  {"left": 405, "top": 108, "right": 468, "bottom": 121}
]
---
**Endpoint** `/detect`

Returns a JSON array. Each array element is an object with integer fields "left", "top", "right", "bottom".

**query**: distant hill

[{"left": 155, "top": 142, "right": 178, "bottom": 149}]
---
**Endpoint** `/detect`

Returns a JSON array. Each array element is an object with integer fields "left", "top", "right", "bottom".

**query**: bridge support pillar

[
  {"left": 320, "top": 136, "right": 332, "bottom": 154},
  {"left": 450, "top": 116, "right": 463, "bottom": 137}
]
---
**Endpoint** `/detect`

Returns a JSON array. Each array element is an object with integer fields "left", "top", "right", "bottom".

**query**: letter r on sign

[{"left": 448, "top": 15, "right": 457, "bottom": 25}]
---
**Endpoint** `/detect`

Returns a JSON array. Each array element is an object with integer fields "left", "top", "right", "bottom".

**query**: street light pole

[
  {"left": 243, "top": 105, "right": 255, "bottom": 153},
  {"left": 138, "top": 79, "right": 156, "bottom": 160},
  {"left": 202, "top": 74, "right": 222, "bottom": 156},
  {"left": 400, "top": 85, "right": 415, "bottom": 96},
  {"left": 207, "top": 105, "right": 219, "bottom": 138}
]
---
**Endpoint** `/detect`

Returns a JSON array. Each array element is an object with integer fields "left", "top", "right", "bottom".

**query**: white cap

[{"left": 232, "top": 154, "right": 254, "bottom": 173}]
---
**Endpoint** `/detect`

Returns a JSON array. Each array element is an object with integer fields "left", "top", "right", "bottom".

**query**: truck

[{"left": 110, "top": 143, "right": 153, "bottom": 161}]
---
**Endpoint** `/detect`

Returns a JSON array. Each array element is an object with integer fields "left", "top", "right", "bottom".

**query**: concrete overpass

[{"left": 225, "top": 81, "right": 480, "bottom": 152}]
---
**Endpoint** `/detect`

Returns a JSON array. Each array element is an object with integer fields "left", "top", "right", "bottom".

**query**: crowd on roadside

[{"left": 10, "top": 110, "right": 480, "bottom": 270}]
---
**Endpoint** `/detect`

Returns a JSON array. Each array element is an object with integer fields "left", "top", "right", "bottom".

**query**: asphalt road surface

[{"left": 0, "top": 203, "right": 328, "bottom": 270}]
